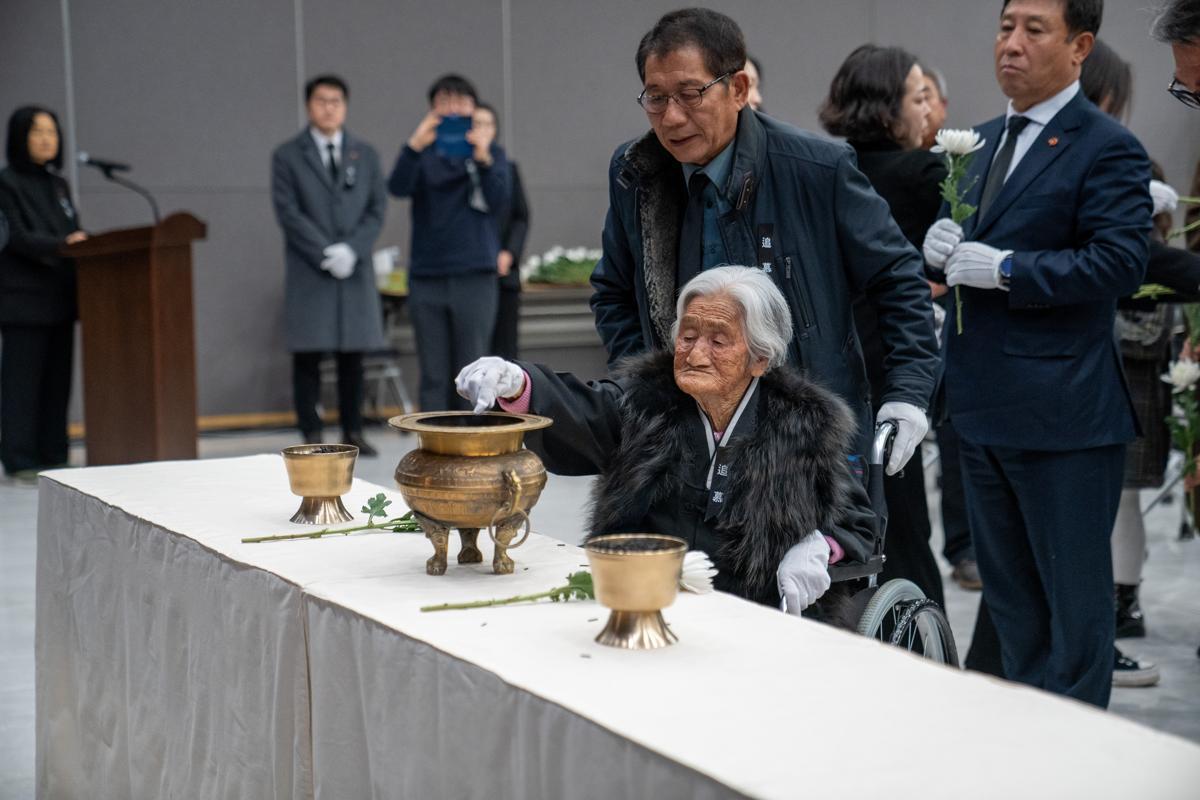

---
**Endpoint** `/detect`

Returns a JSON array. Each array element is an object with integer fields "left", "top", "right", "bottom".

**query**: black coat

[
  {"left": 589, "top": 108, "right": 939, "bottom": 459},
  {"left": 850, "top": 142, "right": 946, "bottom": 405},
  {"left": 520, "top": 351, "right": 877, "bottom": 606},
  {"left": 498, "top": 161, "right": 529, "bottom": 292},
  {"left": 0, "top": 166, "right": 80, "bottom": 325}
]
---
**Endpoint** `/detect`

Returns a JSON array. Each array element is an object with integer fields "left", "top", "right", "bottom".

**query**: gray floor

[{"left": 2, "top": 428, "right": 1198, "bottom": 798}]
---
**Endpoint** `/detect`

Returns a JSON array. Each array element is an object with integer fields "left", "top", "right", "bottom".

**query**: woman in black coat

[
  {"left": 0, "top": 106, "right": 87, "bottom": 476},
  {"left": 819, "top": 45, "right": 946, "bottom": 608}
]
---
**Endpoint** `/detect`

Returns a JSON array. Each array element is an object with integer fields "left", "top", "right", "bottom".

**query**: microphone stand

[{"left": 99, "top": 167, "right": 161, "bottom": 224}]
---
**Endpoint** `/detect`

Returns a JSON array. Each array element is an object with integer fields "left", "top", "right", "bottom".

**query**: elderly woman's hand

[
  {"left": 777, "top": 533, "right": 832, "bottom": 615},
  {"left": 456, "top": 357, "right": 525, "bottom": 414}
]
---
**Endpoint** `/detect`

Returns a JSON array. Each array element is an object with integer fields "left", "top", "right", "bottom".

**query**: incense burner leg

[
  {"left": 458, "top": 528, "right": 483, "bottom": 564},
  {"left": 416, "top": 513, "right": 450, "bottom": 576}
]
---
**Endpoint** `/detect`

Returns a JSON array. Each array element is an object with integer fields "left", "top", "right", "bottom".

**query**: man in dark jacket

[
  {"left": 389, "top": 75, "right": 511, "bottom": 412},
  {"left": 590, "top": 8, "right": 938, "bottom": 469}
]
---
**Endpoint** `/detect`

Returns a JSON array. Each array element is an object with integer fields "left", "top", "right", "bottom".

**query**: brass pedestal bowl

[
  {"left": 585, "top": 534, "right": 688, "bottom": 649},
  {"left": 390, "top": 411, "right": 552, "bottom": 575},
  {"left": 282, "top": 444, "right": 358, "bottom": 524}
]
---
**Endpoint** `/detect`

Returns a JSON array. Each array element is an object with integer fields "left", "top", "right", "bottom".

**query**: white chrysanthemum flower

[
  {"left": 1163, "top": 359, "right": 1200, "bottom": 392},
  {"left": 543, "top": 245, "right": 565, "bottom": 262},
  {"left": 679, "top": 550, "right": 718, "bottom": 594},
  {"left": 931, "top": 128, "right": 986, "bottom": 156},
  {"left": 523, "top": 254, "right": 542, "bottom": 269},
  {"left": 586, "top": 248, "right": 603, "bottom": 261},
  {"left": 566, "top": 246, "right": 588, "bottom": 262}
]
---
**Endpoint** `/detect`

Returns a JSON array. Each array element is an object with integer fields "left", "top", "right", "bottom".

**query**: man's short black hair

[
  {"left": 427, "top": 74, "right": 478, "bottom": 105},
  {"left": 635, "top": 8, "right": 746, "bottom": 82},
  {"left": 1154, "top": 0, "right": 1200, "bottom": 45},
  {"left": 1001, "top": 0, "right": 1103, "bottom": 38},
  {"left": 818, "top": 45, "right": 920, "bottom": 145},
  {"left": 305, "top": 74, "right": 349, "bottom": 102},
  {"left": 6, "top": 105, "right": 63, "bottom": 172}
]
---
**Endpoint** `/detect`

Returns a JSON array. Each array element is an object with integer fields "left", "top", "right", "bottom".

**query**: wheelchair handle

[{"left": 870, "top": 420, "right": 898, "bottom": 469}]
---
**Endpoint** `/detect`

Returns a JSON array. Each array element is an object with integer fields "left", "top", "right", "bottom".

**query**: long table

[{"left": 36, "top": 456, "right": 1200, "bottom": 798}]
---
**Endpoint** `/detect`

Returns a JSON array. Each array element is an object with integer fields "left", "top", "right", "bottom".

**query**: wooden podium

[{"left": 63, "top": 212, "right": 206, "bottom": 465}]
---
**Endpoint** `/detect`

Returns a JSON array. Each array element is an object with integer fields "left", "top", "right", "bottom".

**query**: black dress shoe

[
  {"left": 952, "top": 559, "right": 983, "bottom": 591},
  {"left": 343, "top": 434, "right": 378, "bottom": 457},
  {"left": 1114, "top": 583, "right": 1146, "bottom": 639}
]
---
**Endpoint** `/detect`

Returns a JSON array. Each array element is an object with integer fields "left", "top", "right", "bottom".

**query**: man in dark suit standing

[
  {"left": 271, "top": 75, "right": 388, "bottom": 454},
  {"left": 923, "top": 0, "right": 1152, "bottom": 708}
]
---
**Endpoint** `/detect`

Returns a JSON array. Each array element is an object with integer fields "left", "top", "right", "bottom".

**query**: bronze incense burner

[{"left": 390, "top": 412, "right": 552, "bottom": 575}]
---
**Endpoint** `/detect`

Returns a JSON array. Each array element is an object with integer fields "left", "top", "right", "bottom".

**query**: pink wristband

[{"left": 497, "top": 370, "right": 532, "bottom": 414}]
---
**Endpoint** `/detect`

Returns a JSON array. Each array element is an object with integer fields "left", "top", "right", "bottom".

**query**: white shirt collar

[
  {"left": 1005, "top": 80, "right": 1080, "bottom": 128},
  {"left": 309, "top": 127, "right": 343, "bottom": 151}
]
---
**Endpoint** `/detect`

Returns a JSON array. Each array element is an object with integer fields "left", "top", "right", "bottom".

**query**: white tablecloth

[{"left": 36, "top": 456, "right": 1200, "bottom": 799}]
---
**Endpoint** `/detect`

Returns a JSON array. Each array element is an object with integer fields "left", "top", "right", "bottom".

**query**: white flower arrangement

[{"left": 520, "top": 244, "right": 603, "bottom": 285}]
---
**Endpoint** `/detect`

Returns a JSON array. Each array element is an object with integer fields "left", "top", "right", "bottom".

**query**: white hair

[{"left": 670, "top": 266, "right": 793, "bottom": 368}]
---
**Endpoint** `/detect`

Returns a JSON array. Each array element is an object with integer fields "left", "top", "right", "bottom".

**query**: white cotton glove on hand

[
  {"left": 455, "top": 357, "right": 525, "bottom": 414},
  {"left": 877, "top": 401, "right": 929, "bottom": 476},
  {"left": 931, "top": 302, "right": 947, "bottom": 348},
  {"left": 321, "top": 243, "right": 357, "bottom": 279},
  {"left": 1150, "top": 180, "right": 1179, "bottom": 217},
  {"left": 922, "top": 218, "right": 964, "bottom": 269},
  {"left": 777, "top": 533, "right": 832, "bottom": 615},
  {"left": 945, "top": 242, "right": 1011, "bottom": 291}
]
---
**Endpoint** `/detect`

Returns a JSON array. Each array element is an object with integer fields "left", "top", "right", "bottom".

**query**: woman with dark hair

[
  {"left": 819, "top": 45, "right": 946, "bottom": 609},
  {"left": 0, "top": 105, "right": 86, "bottom": 478},
  {"left": 473, "top": 102, "right": 530, "bottom": 361}
]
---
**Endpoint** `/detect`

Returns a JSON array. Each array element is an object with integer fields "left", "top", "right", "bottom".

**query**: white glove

[
  {"left": 777, "top": 533, "right": 832, "bottom": 615},
  {"left": 932, "top": 302, "right": 947, "bottom": 348},
  {"left": 321, "top": 243, "right": 357, "bottom": 280},
  {"left": 945, "top": 241, "right": 1011, "bottom": 291},
  {"left": 1150, "top": 180, "right": 1179, "bottom": 217},
  {"left": 922, "top": 218, "right": 964, "bottom": 269},
  {"left": 877, "top": 401, "right": 928, "bottom": 476},
  {"left": 455, "top": 357, "right": 526, "bottom": 414}
]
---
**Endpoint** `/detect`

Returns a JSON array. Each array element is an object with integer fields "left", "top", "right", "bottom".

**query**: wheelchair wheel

[{"left": 855, "top": 579, "right": 959, "bottom": 666}]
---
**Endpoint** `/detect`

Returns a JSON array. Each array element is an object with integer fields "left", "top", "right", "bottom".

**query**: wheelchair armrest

[{"left": 828, "top": 555, "right": 885, "bottom": 583}]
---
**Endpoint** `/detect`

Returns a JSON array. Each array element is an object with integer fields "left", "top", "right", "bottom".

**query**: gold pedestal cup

[
  {"left": 390, "top": 412, "right": 552, "bottom": 575},
  {"left": 585, "top": 534, "right": 688, "bottom": 649},
  {"left": 282, "top": 444, "right": 358, "bottom": 524}
]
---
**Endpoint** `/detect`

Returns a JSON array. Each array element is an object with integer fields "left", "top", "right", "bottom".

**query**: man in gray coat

[{"left": 271, "top": 74, "right": 387, "bottom": 455}]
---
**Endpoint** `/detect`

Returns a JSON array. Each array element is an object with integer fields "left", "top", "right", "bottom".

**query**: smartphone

[{"left": 435, "top": 115, "right": 473, "bottom": 159}]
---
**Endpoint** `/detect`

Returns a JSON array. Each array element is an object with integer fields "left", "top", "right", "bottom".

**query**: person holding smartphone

[{"left": 388, "top": 74, "right": 511, "bottom": 411}]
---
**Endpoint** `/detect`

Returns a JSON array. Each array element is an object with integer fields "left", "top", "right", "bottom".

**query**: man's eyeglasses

[
  {"left": 637, "top": 73, "right": 731, "bottom": 114},
  {"left": 1168, "top": 77, "right": 1200, "bottom": 109}
]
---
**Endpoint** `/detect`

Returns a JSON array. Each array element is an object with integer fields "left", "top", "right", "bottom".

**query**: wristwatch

[{"left": 999, "top": 253, "right": 1014, "bottom": 289}]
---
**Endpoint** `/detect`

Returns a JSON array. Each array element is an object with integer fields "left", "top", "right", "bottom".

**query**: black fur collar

[{"left": 590, "top": 351, "right": 855, "bottom": 592}]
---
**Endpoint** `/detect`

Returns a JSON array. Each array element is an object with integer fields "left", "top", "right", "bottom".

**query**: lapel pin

[{"left": 1047, "top": 137, "right": 1059, "bottom": 147}]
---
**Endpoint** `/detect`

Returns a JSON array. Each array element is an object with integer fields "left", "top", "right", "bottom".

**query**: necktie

[
  {"left": 977, "top": 115, "right": 1031, "bottom": 219},
  {"left": 326, "top": 142, "right": 339, "bottom": 185},
  {"left": 677, "top": 171, "right": 710, "bottom": 292}
]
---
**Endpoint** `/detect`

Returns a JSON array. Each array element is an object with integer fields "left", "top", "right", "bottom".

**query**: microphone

[
  {"left": 77, "top": 151, "right": 131, "bottom": 174},
  {"left": 76, "top": 150, "right": 159, "bottom": 223}
]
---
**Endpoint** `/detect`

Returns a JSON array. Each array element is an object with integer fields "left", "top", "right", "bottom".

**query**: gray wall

[{"left": 1, "top": 0, "right": 1195, "bottom": 421}]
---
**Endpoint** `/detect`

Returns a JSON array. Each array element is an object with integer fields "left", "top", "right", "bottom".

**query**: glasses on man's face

[
  {"left": 637, "top": 73, "right": 731, "bottom": 114},
  {"left": 1168, "top": 77, "right": 1200, "bottom": 109}
]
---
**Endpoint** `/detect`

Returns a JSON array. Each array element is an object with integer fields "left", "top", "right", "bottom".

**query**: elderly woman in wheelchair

[{"left": 457, "top": 266, "right": 955, "bottom": 660}]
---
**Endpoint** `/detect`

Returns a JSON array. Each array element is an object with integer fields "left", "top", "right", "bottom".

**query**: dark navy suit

[{"left": 944, "top": 90, "right": 1152, "bottom": 708}]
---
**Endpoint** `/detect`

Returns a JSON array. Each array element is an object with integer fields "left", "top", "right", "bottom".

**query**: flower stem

[
  {"left": 421, "top": 589, "right": 558, "bottom": 612},
  {"left": 955, "top": 287, "right": 964, "bottom": 335},
  {"left": 242, "top": 515, "right": 421, "bottom": 543}
]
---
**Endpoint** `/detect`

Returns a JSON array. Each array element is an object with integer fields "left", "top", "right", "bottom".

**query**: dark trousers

[
  {"left": 936, "top": 418, "right": 975, "bottom": 565},
  {"left": 959, "top": 438, "right": 1125, "bottom": 708},
  {"left": 491, "top": 285, "right": 520, "bottom": 361},
  {"left": 408, "top": 273, "right": 498, "bottom": 412},
  {"left": 292, "top": 351, "right": 364, "bottom": 437},
  {"left": 878, "top": 447, "right": 945, "bottom": 608},
  {"left": 0, "top": 323, "right": 74, "bottom": 474}
]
